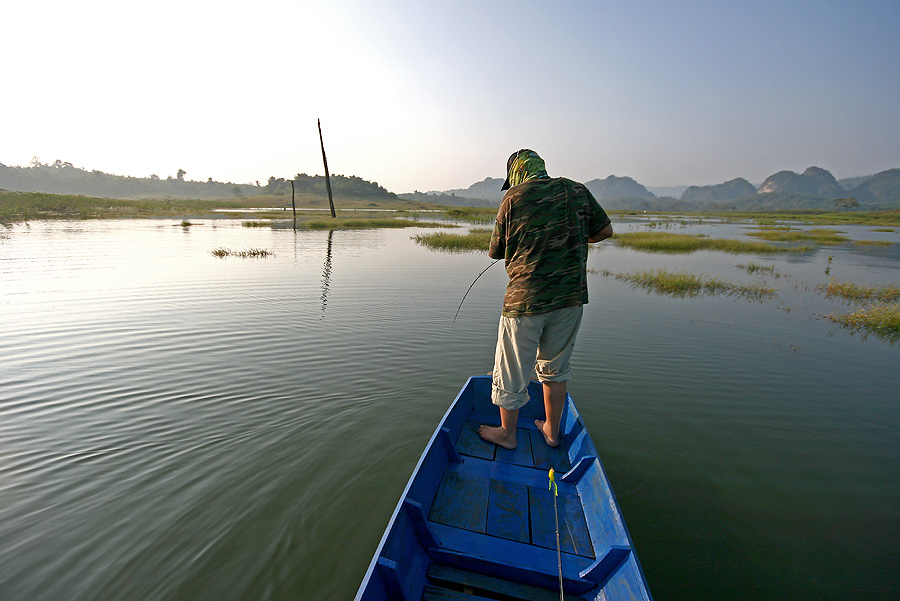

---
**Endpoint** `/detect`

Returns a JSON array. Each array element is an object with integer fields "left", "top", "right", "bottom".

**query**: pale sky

[{"left": 4, "top": 0, "right": 899, "bottom": 193}]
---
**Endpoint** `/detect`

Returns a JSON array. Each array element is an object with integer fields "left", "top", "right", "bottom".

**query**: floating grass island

[
  {"left": 852, "top": 240, "right": 894, "bottom": 246},
  {"left": 745, "top": 228, "right": 849, "bottom": 244},
  {"left": 818, "top": 279, "right": 900, "bottom": 303},
  {"left": 210, "top": 247, "right": 273, "bottom": 258},
  {"left": 825, "top": 304, "right": 900, "bottom": 344},
  {"left": 306, "top": 217, "right": 446, "bottom": 230},
  {"left": 736, "top": 262, "right": 784, "bottom": 277},
  {"left": 596, "top": 268, "right": 777, "bottom": 301},
  {"left": 612, "top": 231, "right": 812, "bottom": 254},
  {"left": 816, "top": 279, "right": 900, "bottom": 342},
  {"left": 412, "top": 229, "right": 492, "bottom": 251}
]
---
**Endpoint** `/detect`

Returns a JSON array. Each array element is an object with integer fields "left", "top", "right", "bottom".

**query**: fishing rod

[{"left": 453, "top": 259, "right": 500, "bottom": 322}]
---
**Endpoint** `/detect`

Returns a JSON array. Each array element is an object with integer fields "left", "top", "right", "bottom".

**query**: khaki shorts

[{"left": 491, "top": 304, "right": 584, "bottom": 410}]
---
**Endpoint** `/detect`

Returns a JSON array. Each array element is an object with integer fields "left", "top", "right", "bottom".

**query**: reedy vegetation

[
  {"left": 611, "top": 231, "right": 812, "bottom": 254},
  {"left": 210, "top": 248, "right": 273, "bottom": 258},
  {"left": 595, "top": 268, "right": 777, "bottom": 301},
  {"left": 412, "top": 229, "right": 492, "bottom": 252}
]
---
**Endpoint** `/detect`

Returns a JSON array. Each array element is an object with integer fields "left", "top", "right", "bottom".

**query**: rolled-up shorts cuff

[
  {"left": 491, "top": 382, "right": 530, "bottom": 411},
  {"left": 535, "top": 367, "right": 572, "bottom": 383}
]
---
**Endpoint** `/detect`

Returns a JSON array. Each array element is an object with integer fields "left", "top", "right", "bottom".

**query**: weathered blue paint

[{"left": 355, "top": 376, "right": 653, "bottom": 601}]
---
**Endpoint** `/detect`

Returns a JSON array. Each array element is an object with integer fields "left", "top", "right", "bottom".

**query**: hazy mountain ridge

[
  {"left": 425, "top": 166, "right": 900, "bottom": 210},
  {"left": 4, "top": 160, "right": 900, "bottom": 210}
]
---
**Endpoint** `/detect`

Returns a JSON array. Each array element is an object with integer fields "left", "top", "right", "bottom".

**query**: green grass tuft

[
  {"left": 745, "top": 228, "right": 849, "bottom": 244},
  {"left": 210, "top": 247, "right": 273, "bottom": 258},
  {"left": 818, "top": 279, "right": 900, "bottom": 303},
  {"left": 597, "top": 268, "right": 777, "bottom": 300},
  {"left": 825, "top": 304, "right": 900, "bottom": 343},
  {"left": 736, "top": 262, "right": 781, "bottom": 277},
  {"left": 852, "top": 240, "right": 893, "bottom": 246},
  {"left": 412, "top": 229, "right": 492, "bottom": 252},
  {"left": 306, "top": 218, "right": 445, "bottom": 230},
  {"left": 613, "top": 231, "right": 807, "bottom": 254}
]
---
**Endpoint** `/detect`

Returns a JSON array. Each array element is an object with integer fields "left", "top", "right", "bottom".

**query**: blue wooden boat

[{"left": 355, "top": 375, "right": 652, "bottom": 601}]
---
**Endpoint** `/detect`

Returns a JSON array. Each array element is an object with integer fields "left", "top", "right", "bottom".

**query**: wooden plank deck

[
  {"left": 428, "top": 419, "right": 593, "bottom": 562},
  {"left": 425, "top": 565, "right": 583, "bottom": 601}
]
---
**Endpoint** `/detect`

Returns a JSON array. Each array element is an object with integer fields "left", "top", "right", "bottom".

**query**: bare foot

[
  {"left": 478, "top": 425, "right": 517, "bottom": 450},
  {"left": 534, "top": 420, "right": 560, "bottom": 448}
]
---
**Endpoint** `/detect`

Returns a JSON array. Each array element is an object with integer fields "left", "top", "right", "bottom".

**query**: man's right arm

[
  {"left": 488, "top": 225, "right": 505, "bottom": 259},
  {"left": 488, "top": 201, "right": 507, "bottom": 259}
]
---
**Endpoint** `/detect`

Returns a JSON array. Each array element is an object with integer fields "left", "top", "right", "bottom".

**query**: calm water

[{"left": 1, "top": 217, "right": 898, "bottom": 600}]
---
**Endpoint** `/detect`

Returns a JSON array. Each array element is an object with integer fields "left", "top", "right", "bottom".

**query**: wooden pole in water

[
  {"left": 318, "top": 119, "right": 336, "bottom": 219},
  {"left": 290, "top": 179, "right": 296, "bottom": 230}
]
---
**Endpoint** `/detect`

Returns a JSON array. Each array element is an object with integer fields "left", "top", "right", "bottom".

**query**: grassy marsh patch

[
  {"left": 242, "top": 220, "right": 270, "bottom": 227},
  {"left": 825, "top": 304, "right": 900, "bottom": 343},
  {"left": 596, "top": 268, "right": 777, "bottom": 301},
  {"left": 211, "top": 247, "right": 273, "bottom": 258},
  {"left": 736, "top": 262, "right": 783, "bottom": 277},
  {"left": 745, "top": 228, "right": 849, "bottom": 244},
  {"left": 306, "top": 217, "right": 444, "bottom": 230},
  {"left": 870, "top": 228, "right": 896, "bottom": 232},
  {"left": 818, "top": 279, "right": 900, "bottom": 303},
  {"left": 703, "top": 211, "right": 900, "bottom": 227},
  {"left": 413, "top": 229, "right": 492, "bottom": 252},
  {"left": 852, "top": 240, "right": 894, "bottom": 247},
  {"left": 613, "top": 231, "right": 806, "bottom": 254}
]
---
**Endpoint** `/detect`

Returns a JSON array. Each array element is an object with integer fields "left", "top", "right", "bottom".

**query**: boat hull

[{"left": 356, "top": 375, "right": 652, "bottom": 600}]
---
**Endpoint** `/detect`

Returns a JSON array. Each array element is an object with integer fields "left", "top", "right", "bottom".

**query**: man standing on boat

[{"left": 479, "top": 149, "right": 612, "bottom": 450}]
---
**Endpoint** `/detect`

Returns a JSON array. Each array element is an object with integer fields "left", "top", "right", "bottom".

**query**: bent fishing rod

[{"left": 453, "top": 259, "right": 500, "bottom": 322}]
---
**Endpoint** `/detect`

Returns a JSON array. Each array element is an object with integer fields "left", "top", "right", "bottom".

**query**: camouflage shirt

[{"left": 488, "top": 177, "right": 610, "bottom": 317}]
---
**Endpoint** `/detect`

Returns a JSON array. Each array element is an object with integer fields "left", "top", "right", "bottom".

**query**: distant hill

[
  {"left": 758, "top": 166, "right": 845, "bottom": 198},
  {"left": 681, "top": 178, "right": 756, "bottom": 202},
  {"left": 437, "top": 177, "right": 505, "bottom": 204},
  {"left": 584, "top": 175, "right": 654, "bottom": 200},
  {"left": 849, "top": 168, "right": 900, "bottom": 207}
]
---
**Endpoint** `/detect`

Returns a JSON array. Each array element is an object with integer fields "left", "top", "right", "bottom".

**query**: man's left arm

[
  {"left": 586, "top": 194, "right": 612, "bottom": 243},
  {"left": 588, "top": 222, "right": 612, "bottom": 243}
]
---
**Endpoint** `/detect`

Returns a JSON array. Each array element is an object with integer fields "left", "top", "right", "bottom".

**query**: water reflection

[{"left": 321, "top": 230, "right": 333, "bottom": 318}]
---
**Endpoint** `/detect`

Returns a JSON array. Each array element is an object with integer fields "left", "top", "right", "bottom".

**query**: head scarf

[{"left": 503, "top": 149, "right": 549, "bottom": 190}]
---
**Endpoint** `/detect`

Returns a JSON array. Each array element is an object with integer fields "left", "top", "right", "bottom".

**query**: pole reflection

[{"left": 321, "top": 230, "right": 333, "bottom": 318}]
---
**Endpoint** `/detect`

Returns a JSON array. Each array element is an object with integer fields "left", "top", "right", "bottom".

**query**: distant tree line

[
  {"left": 0, "top": 159, "right": 396, "bottom": 201},
  {"left": 262, "top": 173, "right": 395, "bottom": 198}
]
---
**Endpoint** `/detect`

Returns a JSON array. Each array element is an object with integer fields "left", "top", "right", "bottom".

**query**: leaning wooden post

[
  {"left": 318, "top": 118, "right": 336, "bottom": 218},
  {"left": 290, "top": 179, "right": 296, "bottom": 230}
]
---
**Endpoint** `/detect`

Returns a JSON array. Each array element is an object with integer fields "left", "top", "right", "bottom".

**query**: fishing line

[
  {"left": 453, "top": 259, "right": 500, "bottom": 322},
  {"left": 550, "top": 468, "right": 564, "bottom": 601}
]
